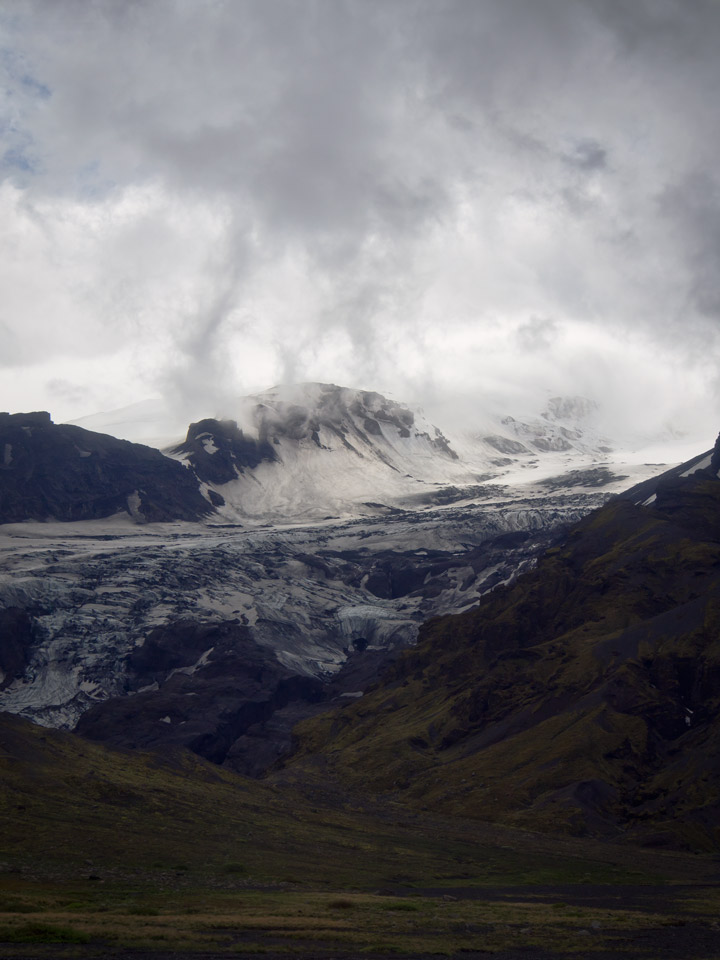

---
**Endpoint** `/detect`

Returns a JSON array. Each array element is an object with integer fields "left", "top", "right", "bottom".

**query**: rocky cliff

[{"left": 0, "top": 412, "right": 212, "bottom": 523}]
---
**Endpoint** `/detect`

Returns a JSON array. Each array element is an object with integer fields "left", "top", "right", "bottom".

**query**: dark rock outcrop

[
  {"left": 710, "top": 431, "right": 720, "bottom": 475},
  {"left": 171, "top": 418, "right": 277, "bottom": 484},
  {"left": 619, "top": 433, "right": 719, "bottom": 512},
  {"left": 0, "top": 412, "right": 212, "bottom": 523},
  {"left": 0, "top": 608, "right": 36, "bottom": 690},
  {"left": 76, "top": 619, "right": 324, "bottom": 767}
]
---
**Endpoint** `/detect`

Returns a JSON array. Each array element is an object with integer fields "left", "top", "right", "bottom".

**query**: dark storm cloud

[
  {"left": 0, "top": 0, "right": 718, "bottom": 437},
  {"left": 563, "top": 140, "right": 608, "bottom": 172},
  {"left": 659, "top": 173, "right": 720, "bottom": 322}
]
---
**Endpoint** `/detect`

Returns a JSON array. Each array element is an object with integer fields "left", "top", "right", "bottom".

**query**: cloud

[
  {"left": 562, "top": 139, "right": 607, "bottom": 172},
  {"left": 0, "top": 0, "right": 717, "bottom": 445},
  {"left": 516, "top": 317, "right": 561, "bottom": 353}
]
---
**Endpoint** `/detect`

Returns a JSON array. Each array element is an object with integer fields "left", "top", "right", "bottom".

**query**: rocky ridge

[{"left": 0, "top": 411, "right": 212, "bottom": 523}]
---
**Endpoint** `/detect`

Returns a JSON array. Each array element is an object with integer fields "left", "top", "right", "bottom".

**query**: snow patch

[
  {"left": 680, "top": 454, "right": 712, "bottom": 477},
  {"left": 79, "top": 680, "right": 104, "bottom": 698},
  {"left": 3, "top": 443, "right": 12, "bottom": 466},
  {"left": 199, "top": 436, "right": 219, "bottom": 455},
  {"left": 167, "top": 646, "right": 215, "bottom": 679}
]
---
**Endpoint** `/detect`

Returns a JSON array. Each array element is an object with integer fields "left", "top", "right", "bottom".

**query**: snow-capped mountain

[
  {"left": 162, "top": 383, "right": 664, "bottom": 521},
  {"left": 0, "top": 382, "right": 699, "bottom": 772},
  {"left": 169, "top": 383, "right": 470, "bottom": 520}
]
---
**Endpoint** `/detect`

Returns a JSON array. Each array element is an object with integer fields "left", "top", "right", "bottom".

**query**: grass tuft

[
  {"left": 0, "top": 921, "right": 91, "bottom": 943},
  {"left": 328, "top": 898, "right": 356, "bottom": 909}
]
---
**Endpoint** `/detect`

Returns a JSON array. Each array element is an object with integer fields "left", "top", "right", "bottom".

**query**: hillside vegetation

[{"left": 291, "top": 448, "right": 720, "bottom": 851}]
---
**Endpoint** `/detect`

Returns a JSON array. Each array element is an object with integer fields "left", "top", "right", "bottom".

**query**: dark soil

[{"left": 387, "top": 881, "right": 717, "bottom": 913}]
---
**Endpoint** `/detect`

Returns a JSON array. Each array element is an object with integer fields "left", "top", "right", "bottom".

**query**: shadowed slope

[
  {"left": 0, "top": 412, "right": 212, "bottom": 522},
  {"left": 290, "top": 436, "right": 720, "bottom": 850}
]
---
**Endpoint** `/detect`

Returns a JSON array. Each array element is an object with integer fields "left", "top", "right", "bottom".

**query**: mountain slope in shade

[
  {"left": 288, "top": 431, "right": 720, "bottom": 851},
  {"left": 619, "top": 440, "right": 719, "bottom": 508},
  {"left": 0, "top": 411, "right": 212, "bottom": 523}
]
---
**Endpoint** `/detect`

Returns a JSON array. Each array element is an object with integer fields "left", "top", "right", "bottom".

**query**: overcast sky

[{"left": 1, "top": 0, "right": 719, "bottom": 444}]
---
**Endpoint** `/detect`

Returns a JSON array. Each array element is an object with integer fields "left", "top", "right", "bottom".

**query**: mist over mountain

[{"left": 68, "top": 381, "right": 683, "bottom": 523}]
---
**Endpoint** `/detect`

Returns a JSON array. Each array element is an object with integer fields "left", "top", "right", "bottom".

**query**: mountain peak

[
  {"left": 167, "top": 384, "right": 464, "bottom": 520},
  {"left": 712, "top": 431, "right": 720, "bottom": 475}
]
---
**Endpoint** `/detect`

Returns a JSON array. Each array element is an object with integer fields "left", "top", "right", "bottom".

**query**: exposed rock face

[
  {"left": 165, "top": 384, "right": 465, "bottom": 521},
  {"left": 74, "top": 616, "right": 417, "bottom": 776},
  {"left": 289, "top": 432, "right": 720, "bottom": 851},
  {"left": 248, "top": 386, "right": 439, "bottom": 453},
  {"left": 544, "top": 396, "right": 598, "bottom": 420},
  {"left": 538, "top": 467, "right": 628, "bottom": 491},
  {"left": 171, "top": 418, "right": 277, "bottom": 484},
  {"left": 0, "top": 412, "right": 212, "bottom": 523},
  {"left": 711, "top": 431, "right": 720, "bottom": 475},
  {"left": 0, "top": 608, "right": 35, "bottom": 690},
  {"left": 483, "top": 435, "right": 530, "bottom": 455},
  {"left": 76, "top": 619, "right": 325, "bottom": 765},
  {"left": 489, "top": 397, "right": 607, "bottom": 460}
]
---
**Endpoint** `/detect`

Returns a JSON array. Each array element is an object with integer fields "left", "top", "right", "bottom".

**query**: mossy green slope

[
  {"left": 2, "top": 709, "right": 502, "bottom": 889},
  {"left": 0, "top": 710, "right": 659, "bottom": 892},
  {"left": 290, "top": 466, "right": 720, "bottom": 850}
]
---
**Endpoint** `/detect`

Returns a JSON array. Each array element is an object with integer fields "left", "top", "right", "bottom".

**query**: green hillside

[
  {"left": 291, "top": 462, "right": 720, "bottom": 850},
  {"left": 4, "top": 711, "right": 718, "bottom": 957}
]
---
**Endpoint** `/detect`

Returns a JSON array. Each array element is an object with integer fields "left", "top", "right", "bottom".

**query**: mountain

[
  {"left": 1, "top": 405, "right": 719, "bottom": 957},
  {"left": 0, "top": 385, "right": 676, "bottom": 767},
  {"left": 168, "top": 383, "right": 468, "bottom": 521},
  {"left": 163, "top": 384, "right": 656, "bottom": 520},
  {"left": 288, "top": 432, "right": 720, "bottom": 851},
  {"left": 20, "top": 382, "right": 655, "bottom": 526},
  {"left": 61, "top": 382, "right": 680, "bottom": 524},
  {"left": 0, "top": 411, "right": 212, "bottom": 523}
]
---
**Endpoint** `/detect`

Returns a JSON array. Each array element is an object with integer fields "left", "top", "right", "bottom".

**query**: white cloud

[{"left": 0, "top": 0, "right": 718, "bottom": 446}]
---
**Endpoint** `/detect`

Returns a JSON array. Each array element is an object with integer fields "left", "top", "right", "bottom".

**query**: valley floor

[
  {"left": 1, "top": 877, "right": 720, "bottom": 959},
  {"left": 1, "top": 665, "right": 719, "bottom": 960}
]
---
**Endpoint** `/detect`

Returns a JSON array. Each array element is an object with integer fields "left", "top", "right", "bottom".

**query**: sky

[{"left": 1, "top": 0, "right": 719, "bottom": 446}]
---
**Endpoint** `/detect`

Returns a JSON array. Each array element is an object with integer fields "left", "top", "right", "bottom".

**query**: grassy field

[{"left": 0, "top": 873, "right": 720, "bottom": 958}]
